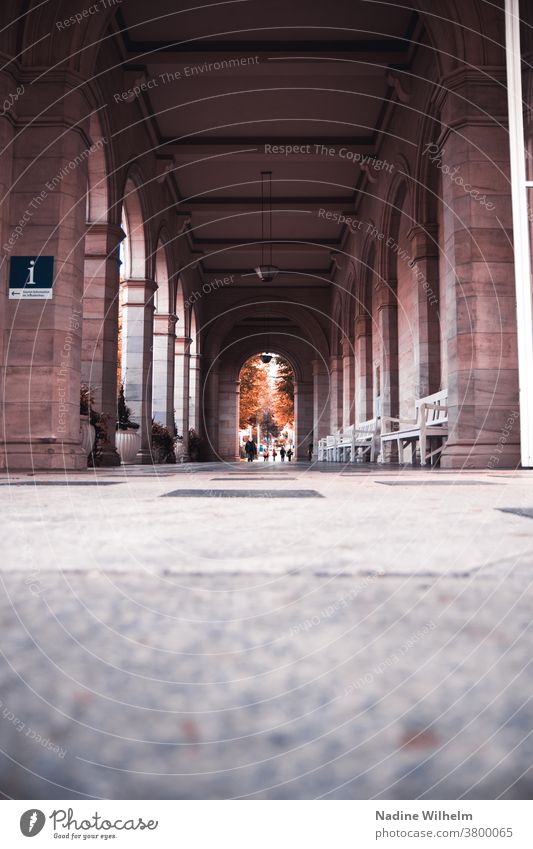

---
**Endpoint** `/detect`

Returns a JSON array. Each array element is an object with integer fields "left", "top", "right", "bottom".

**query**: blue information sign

[{"left": 9, "top": 256, "right": 54, "bottom": 299}]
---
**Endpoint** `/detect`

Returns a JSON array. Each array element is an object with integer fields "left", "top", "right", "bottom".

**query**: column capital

[
  {"left": 121, "top": 278, "right": 157, "bottom": 307},
  {"left": 407, "top": 223, "right": 439, "bottom": 260},
  {"left": 355, "top": 313, "right": 372, "bottom": 339},
  {"left": 153, "top": 313, "right": 178, "bottom": 336}
]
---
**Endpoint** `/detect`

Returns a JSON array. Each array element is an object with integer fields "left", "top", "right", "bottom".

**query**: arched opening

[{"left": 238, "top": 353, "right": 295, "bottom": 461}]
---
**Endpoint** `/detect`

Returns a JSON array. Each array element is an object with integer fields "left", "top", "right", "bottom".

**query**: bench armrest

[{"left": 420, "top": 402, "right": 448, "bottom": 411}]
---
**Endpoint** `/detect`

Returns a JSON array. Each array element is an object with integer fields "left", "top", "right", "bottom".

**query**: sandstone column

[
  {"left": 436, "top": 70, "right": 519, "bottom": 468},
  {"left": 354, "top": 314, "right": 373, "bottom": 422},
  {"left": 82, "top": 222, "right": 123, "bottom": 465},
  {"left": 408, "top": 223, "right": 441, "bottom": 398},
  {"left": 342, "top": 337, "right": 355, "bottom": 427},
  {"left": 121, "top": 278, "right": 157, "bottom": 462},
  {"left": 174, "top": 334, "right": 191, "bottom": 450},
  {"left": 312, "top": 359, "right": 330, "bottom": 458},
  {"left": 1, "top": 74, "right": 92, "bottom": 470},
  {"left": 329, "top": 354, "right": 343, "bottom": 432},
  {"left": 152, "top": 313, "right": 177, "bottom": 430}
]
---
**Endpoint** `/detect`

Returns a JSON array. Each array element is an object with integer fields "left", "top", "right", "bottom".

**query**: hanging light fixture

[{"left": 255, "top": 170, "right": 279, "bottom": 283}]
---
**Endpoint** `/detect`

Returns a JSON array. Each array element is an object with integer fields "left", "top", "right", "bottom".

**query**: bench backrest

[
  {"left": 415, "top": 389, "right": 448, "bottom": 425},
  {"left": 356, "top": 417, "right": 378, "bottom": 434}
]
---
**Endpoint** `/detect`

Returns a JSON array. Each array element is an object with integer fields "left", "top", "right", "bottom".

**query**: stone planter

[
  {"left": 80, "top": 415, "right": 95, "bottom": 458},
  {"left": 115, "top": 428, "right": 141, "bottom": 464}
]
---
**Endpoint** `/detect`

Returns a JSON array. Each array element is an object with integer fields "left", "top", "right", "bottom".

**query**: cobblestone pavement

[{"left": 0, "top": 462, "right": 532, "bottom": 799}]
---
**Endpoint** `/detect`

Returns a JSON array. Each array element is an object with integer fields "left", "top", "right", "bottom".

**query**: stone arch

[{"left": 210, "top": 336, "right": 314, "bottom": 462}]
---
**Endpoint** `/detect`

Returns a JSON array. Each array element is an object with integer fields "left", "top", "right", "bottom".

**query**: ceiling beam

[
  {"left": 178, "top": 197, "right": 354, "bottom": 213},
  {"left": 191, "top": 239, "right": 339, "bottom": 253}
]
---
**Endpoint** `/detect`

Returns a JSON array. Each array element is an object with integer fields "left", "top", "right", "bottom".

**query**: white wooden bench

[
  {"left": 380, "top": 389, "right": 448, "bottom": 465},
  {"left": 337, "top": 418, "right": 380, "bottom": 462}
]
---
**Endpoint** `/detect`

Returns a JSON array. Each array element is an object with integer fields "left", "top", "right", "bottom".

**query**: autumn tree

[
  {"left": 272, "top": 356, "right": 294, "bottom": 428},
  {"left": 239, "top": 357, "right": 269, "bottom": 428}
]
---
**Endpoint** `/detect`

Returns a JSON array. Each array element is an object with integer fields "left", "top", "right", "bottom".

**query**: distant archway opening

[{"left": 238, "top": 354, "right": 295, "bottom": 461}]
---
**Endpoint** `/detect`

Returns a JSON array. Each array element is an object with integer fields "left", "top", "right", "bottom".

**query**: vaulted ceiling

[{"left": 117, "top": 0, "right": 418, "bottom": 289}]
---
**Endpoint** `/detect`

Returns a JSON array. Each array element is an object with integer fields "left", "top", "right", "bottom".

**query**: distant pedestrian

[
  {"left": 286, "top": 448, "right": 293, "bottom": 462},
  {"left": 263, "top": 449, "right": 269, "bottom": 462},
  {"left": 245, "top": 439, "right": 256, "bottom": 462},
  {"left": 280, "top": 446, "right": 286, "bottom": 462},
  {"left": 308, "top": 443, "right": 313, "bottom": 461},
  {"left": 272, "top": 448, "right": 277, "bottom": 462}
]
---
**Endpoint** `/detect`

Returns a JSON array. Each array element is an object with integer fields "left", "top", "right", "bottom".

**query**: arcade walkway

[{"left": 1, "top": 464, "right": 532, "bottom": 799}]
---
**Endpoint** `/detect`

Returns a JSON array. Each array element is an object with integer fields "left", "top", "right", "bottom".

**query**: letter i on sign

[{"left": 26, "top": 260, "right": 36, "bottom": 285}]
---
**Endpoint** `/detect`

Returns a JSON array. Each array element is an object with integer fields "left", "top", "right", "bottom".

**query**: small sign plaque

[{"left": 9, "top": 256, "right": 54, "bottom": 299}]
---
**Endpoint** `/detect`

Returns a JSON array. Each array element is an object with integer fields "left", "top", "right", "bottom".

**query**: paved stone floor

[{"left": 0, "top": 461, "right": 533, "bottom": 799}]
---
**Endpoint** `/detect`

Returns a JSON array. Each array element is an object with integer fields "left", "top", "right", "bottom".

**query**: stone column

[
  {"left": 355, "top": 314, "right": 373, "bottom": 422},
  {"left": 342, "top": 337, "right": 355, "bottom": 427},
  {"left": 294, "top": 378, "right": 313, "bottom": 459},
  {"left": 202, "top": 356, "right": 219, "bottom": 459},
  {"left": 377, "top": 288, "right": 399, "bottom": 421},
  {"left": 189, "top": 352, "right": 201, "bottom": 432},
  {"left": 174, "top": 335, "right": 191, "bottom": 449},
  {"left": 152, "top": 313, "right": 177, "bottom": 430},
  {"left": 82, "top": 222, "right": 123, "bottom": 465},
  {"left": 1, "top": 74, "right": 91, "bottom": 470},
  {"left": 218, "top": 377, "right": 240, "bottom": 459},
  {"left": 408, "top": 223, "right": 441, "bottom": 398},
  {"left": 436, "top": 70, "right": 519, "bottom": 468},
  {"left": 0, "top": 67, "right": 16, "bottom": 456},
  {"left": 121, "top": 278, "right": 157, "bottom": 463},
  {"left": 312, "top": 359, "right": 330, "bottom": 458},
  {"left": 329, "top": 354, "right": 343, "bottom": 432}
]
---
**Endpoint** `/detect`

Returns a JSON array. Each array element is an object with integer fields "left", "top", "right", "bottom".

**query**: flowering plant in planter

[
  {"left": 80, "top": 384, "right": 109, "bottom": 466},
  {"left": 116, "top": 384, "right": 140, "bottom": 431},
  {"left": 151, "top": 420, "right": 176, "bottom": 464},
  {"left": 188, "top": 428, "right": 205, "bottom": 462}
]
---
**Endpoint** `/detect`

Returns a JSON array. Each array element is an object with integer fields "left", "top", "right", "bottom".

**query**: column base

[
  {"left": 440, "top": 441, "right": 521, "bottom": 470},
  {"left": 0, "top": 441, "right": 88, "bottom": 472},
  {"left": 97, "top": 447, "right": 121, "bottom": 467},
  {"left": 135, "top": 449, "right": 157, "bottom": 465}
]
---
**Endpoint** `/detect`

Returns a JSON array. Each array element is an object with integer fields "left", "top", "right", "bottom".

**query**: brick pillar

[
  {"left": 1, "top": 75, "right": 91, "bottom": 470},
  {"left": 436, "top": 70, "right": 519, "bottom": 468},
  {"left": 82, "top": 222, "right": 122, "bottom": 466},
  {"left": 408, "top": 223, "right": 441, "bottom": 398},
  {"left": 355, "top": 314, "right": 373, "bottom": 422},
  {"left": 174, "top": 335, "right": 191, "bottom": 451},
  {"left": 342, "top": 337, "right": 355, "bottom": 427},
  {"left": 121, "top": 278, "right": 156, "bottom": 462},
  {"left": 152, "top": 313, "right": 177, "bottom": 430},
  {"left": 329, "top": 354, "right": 343, "bottom": 432}
]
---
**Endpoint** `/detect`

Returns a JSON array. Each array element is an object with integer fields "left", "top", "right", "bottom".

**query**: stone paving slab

[
  {"left": 0, "top": 463, "right": 532, "bottom": 799},
  {"left": 0, "top": 567, "right": 532, "bottom": 800}
]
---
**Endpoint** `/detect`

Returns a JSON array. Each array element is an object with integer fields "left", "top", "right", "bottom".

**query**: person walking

[
  {"left": 280, "top": 446, "right": 286, "bottom": 462},
  {"left": 244, "top": 439, "right": 255, "bottom": 462},
  {"left": 286, "top": 447, "right": 293, "bottom": 462},
  {"left": 263, "top": 449, "right": 269, "bottom": 462},
  {"left": 272, "top": 447, "right": 277, "bottom": 462},
  {"left": 308, "top": 443, "right": 313, "bottom": 461}
]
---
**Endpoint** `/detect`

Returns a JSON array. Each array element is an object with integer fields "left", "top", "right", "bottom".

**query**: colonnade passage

[{"left": 0, "top": 0, "right": 532, "bottom": 473}]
